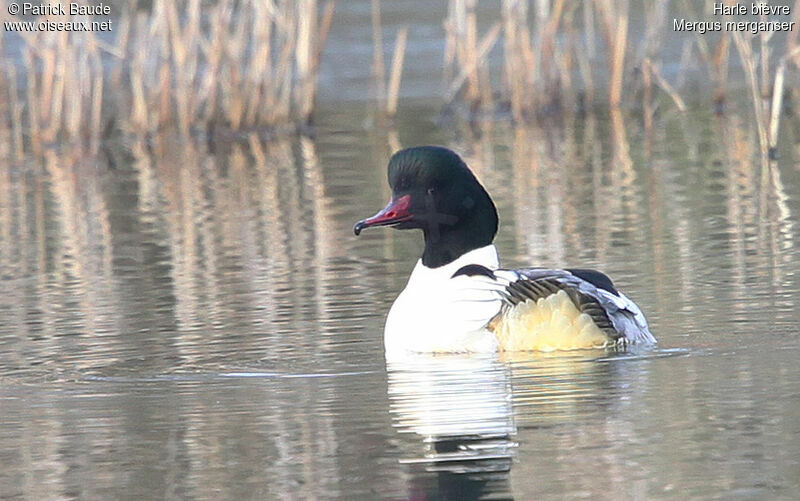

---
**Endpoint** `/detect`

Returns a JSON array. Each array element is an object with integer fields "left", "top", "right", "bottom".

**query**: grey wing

[{"left": 493, "top": 268, "right": 656, "bottom": 346}]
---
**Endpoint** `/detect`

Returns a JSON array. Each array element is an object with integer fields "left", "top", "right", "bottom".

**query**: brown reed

[
  {"left": 443, "top": 0, "right": 800, "bottom": 155},
  {"left": 369, "top": 0, "right": 408, "bottom": 120},
  {"left": 1, "top": 0, "right": 334, "bottom": 155},
  {"left": 444, "top": 0, "right": 501, "bottom": 112},
  {"left": 386, "top": 27, "right": 409, "bottom": 118}
]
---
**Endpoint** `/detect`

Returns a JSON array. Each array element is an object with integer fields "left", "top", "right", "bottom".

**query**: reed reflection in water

[
  {"left": 0, "top": 102, "right": 799, "bottom": 498},
  {"left": 0, "top": 133, "right": 390, "bottom": 377},
  {"left": 0, "top": 130, "right": 396, "bottom": 499}
]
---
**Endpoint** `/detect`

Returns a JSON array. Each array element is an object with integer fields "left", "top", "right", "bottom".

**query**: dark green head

[{"left": 354, "top": 146, "right": 498, "bottom": 268}]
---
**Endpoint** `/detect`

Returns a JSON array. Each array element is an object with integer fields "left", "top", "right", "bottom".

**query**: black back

[{"left": 565, "top": 268, "right": 619, "bottom": 296}]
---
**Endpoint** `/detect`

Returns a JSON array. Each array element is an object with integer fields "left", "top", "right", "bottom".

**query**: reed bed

[
  {"left": 2, "top": 15, "right": 108, "bottom": 155},
  {"left": 444, "top": 0, "right": 800, "bottom": 156},
  {"left": 0, "top": 0, "right": 334, "bottom": 155},
  {"left": 4, "top": 0, "right": 800, "bottom": 160}
]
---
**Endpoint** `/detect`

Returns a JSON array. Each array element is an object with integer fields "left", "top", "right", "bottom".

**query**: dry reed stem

[
  {"left": 296, "top": 0, "right": 319, "bottom": 122},
  {"left": 730, "top": 30, "right": 769, "bottom": 158},
  {"left": 24, "top": 50, "right": 41, "bottom": 154},
  {"left": 444, "top": 21, "right": 502, "bottom": 106},
  {"left": 608, "top": 13, "right": 628, "bottom": 109},
  {"left": 313, "top": 2, "right": 336, "bottom": 79},
  {"left": 445, "top": 0, "right": 502, "bottom": 112},
  {"left": 386, "top": 27, "right": 409, "bottom": 118},
  {"left": 769, "top": 62, "right": 786, "bottom": 153},
  {"left": 712, "top": 36, "right": 731, "bottom": 107},
  {"left": 538, "top": 0, "right": 565, "bottom": 97},
  {"left": 759, "top": 18, "right": 773, "bottom": 99},
  {"left": 576, "top": 3, "right": 595, "bottom": 108},
  {"left": 649, "top": 62, "right": 687, "bottom": 112},
  {"left": 502, "top": 0, "right": 531, "bottom": 120},
  {"left": 463, "top": 1, "right": 480, "bottom": 106},
  {"left": 642, "top": 58, "right": 654, "bottom": 136},
  {"left": 7, "top": 66, "right": 23, "bottom": 160},
  {"left": 768, "top": 47, "right": 800, "bottom": 154}
]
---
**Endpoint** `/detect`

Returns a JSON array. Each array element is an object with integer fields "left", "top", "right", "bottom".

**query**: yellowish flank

[{"left": 490, "top": 289, "right": 611, "bottom": 351}]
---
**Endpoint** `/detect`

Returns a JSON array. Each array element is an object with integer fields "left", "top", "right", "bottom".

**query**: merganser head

[{"left": 354, "top": 146, "right": 498, "bottom": 268}]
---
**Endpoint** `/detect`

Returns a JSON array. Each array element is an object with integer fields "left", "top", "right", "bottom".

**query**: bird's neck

[{"left": 421, "top": 209, "right": 497, "bottom": 268}]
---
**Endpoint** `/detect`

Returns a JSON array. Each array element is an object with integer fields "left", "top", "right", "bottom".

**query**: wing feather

[{"left": 492, "top": 268, "right": 655, "bottom": 345}]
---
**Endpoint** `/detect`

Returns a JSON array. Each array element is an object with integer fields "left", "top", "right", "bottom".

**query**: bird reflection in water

[
  {"left": 385, "top": 348, "right": 657, "bottom": 499},
  {"left": 386, "top": 354, "right": 516, "bottom": 500}
]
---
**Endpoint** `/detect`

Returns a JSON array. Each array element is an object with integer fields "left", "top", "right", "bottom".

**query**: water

[{"left": 3, "top": 6, "right": 800, "bottom": 501}]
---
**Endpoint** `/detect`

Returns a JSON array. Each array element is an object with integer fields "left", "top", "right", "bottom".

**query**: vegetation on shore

[
  {"left": 0, "top": 0, "right": 333, "bottom": 155},
  {"left": 442, "top": 0, "right": 800, "bottom": 158},
  {"left": 1, "top": 0, "right": 799, "bottom": 161}
]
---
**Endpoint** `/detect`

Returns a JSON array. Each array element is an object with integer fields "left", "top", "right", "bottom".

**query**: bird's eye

[{"left": 427, "top": 188, "right": 435, "bottom": 195}]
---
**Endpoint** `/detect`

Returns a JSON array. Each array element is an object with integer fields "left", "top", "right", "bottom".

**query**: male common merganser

[{"left": 354, "top": 146, "right": 656, "bottom": 354}]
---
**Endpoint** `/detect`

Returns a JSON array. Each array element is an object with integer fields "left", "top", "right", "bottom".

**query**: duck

[{"left": 354, "top": 146, "right": 656, "bottom": 355}]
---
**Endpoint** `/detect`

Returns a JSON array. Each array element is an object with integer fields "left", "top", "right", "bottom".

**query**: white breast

[{"left": 384, "top": 245, "right": 503, "bottom": 356}]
